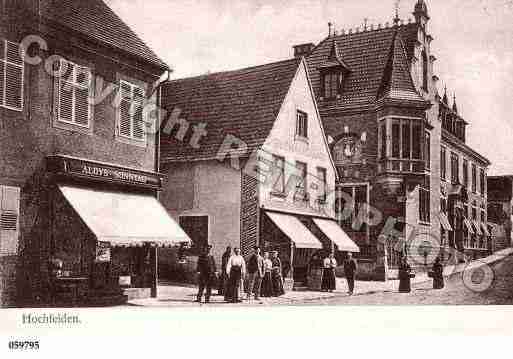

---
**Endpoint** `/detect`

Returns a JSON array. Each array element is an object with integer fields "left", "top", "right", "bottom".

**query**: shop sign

[{"left": 95, "top": 242, "right": 111, "bottom": 262}]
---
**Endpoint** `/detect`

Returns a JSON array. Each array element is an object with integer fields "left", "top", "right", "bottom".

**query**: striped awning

[
  {"left": 463, "top": 218, "right": 474, "bottom": 234},
  {"left": 439, "top": 213, "right": 453, "bottom": 232},
  {"left": 265, "top": 212, "right": 322, "bottom": 249}
]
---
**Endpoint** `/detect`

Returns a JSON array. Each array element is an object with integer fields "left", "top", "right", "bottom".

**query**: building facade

[
  {"left": 299, "top": 0, "right": 491, "bottom": 280},
  {"left": 0, "top": 0, "right": 188, "bottom": 307},
  {"left": 159, "top": 58, "right": 358, "bottom": 288},
  {"left": 487, "top": 176, "right": 513, "bottom": 252}
]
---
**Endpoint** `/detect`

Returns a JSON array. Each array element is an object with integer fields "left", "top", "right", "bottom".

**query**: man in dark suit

[
  {"left": 196, "top": 245, "right": 217, "bottom": 303},
  {"left": 246, "top": 246, "right": 264, "bottom": 300}
]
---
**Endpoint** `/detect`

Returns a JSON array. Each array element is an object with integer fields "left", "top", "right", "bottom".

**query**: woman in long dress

[
  {"left": 432, "top": 257, "right": 444, "bottom": 289},
  {"left": 321, "top": 252, "right": 337, "bottom": 292},
  {"left": 260, "top": 252, "right": 273, "bottom": 297},
  {"left": 398, "top": 257, "right": 413, "bottom": 293},
  {"left": 271, "top": 251, "right": 285, "bottom": 297}
]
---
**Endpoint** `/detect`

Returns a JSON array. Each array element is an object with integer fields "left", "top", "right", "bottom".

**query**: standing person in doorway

[
  {"left": 343, "top": 252, "right": 357, "bottom": 295},
  {"left": 219, "top": 246, "right": 232, "bottom": 298},
  {"left": 196, "top": 245, "right": 217, "bottom": 303},
  {"left": 226, "top": 247, "right": 246, "bottom": 303},
  {"left": 321, "top": 252, "right": 337, "bottom": 292},
  {"left": 246, "top": 246, "right": 264, "bottom": 300},
  {"left": 271, "top": 251, "right": 285, "bottom": 297}
]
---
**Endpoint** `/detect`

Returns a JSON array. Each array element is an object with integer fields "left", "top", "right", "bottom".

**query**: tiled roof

[
  {"left": 306, "top": 23, "right": 420, "bottom": 111},
  {"left": 41, "top": 0, "right": 168, "bottom": 70},
  {"left": 376, "top": 31, "right": 425, "bottom": 102},
  {"left": 160, "top": 58, "right": 302, "bottom": 162}
]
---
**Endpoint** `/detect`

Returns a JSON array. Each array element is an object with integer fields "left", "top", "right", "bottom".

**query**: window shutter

[
  {"left": 0, "top": 186, "right": 20, "bottom": 256},
  {"left": 59, "top": 61, "right": 74, "bottom": 123},
  {"left": 74, "top": 66, "right": 91, "bottom": 126},
  {"left": 132, "top": 86, "right": 144, "bottom": 139},
  {"left": 119, "top": 82, "right": 132, "bottom": 137},
  {"left": 1, "top": 41, "right": 24, "bottom": 110},
  {"left": 0, "top": 60, "right": 4, "bottom": 106}
]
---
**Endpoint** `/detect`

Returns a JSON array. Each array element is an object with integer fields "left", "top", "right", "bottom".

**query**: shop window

[
  {"left": 440, "top": 147, "right": 446, "bottom": 180},
  {"left": 57, "top": 59, "right": 92, "bottom": 128},
  {"left": 451, "top": 152, "right": 459, "bottom": 184},
  {"left": 471, "top": 164, "right": 477, "bottom": 193},
  {"left": 0, "top": 39, "right": 24, "bottom": 111},
  {"left": 419, "top": 177, "right": 431, "bottom": 223},
  {"left": 463, "top": 159, "right": 469, "bottom": 188},
  {"left": 0, "top": 185, "right": 20, "bottom": 256},
  {"left": 295, "top": 110, "right": 308, "bottom": 139},
  {"left": 118, "top": 80, "right": 145, "bottom": 141},
  {"left": 271, "top": 155, "right": 285, "bottom": 194},
  {"left": 322, "top": 71, "right": 342, "bottom": 99},
  {"left": 178, "top": 216, "right": 208, "bottom": 256}
]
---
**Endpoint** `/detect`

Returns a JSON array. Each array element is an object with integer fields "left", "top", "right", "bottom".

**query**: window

[
  {"left": 422, "top": 50, "right": 428, "bottom": 91},
  {"left": 463, "top": 159, "right": 469, "bottom": 188},
  {"left": 385, "top": 119, "right": 422, "bottom": 160},
  {"left": 119, "top": 80, "right": 145, "bottom": 141},
  {"left": 57, "top": 59, "right": 92, "bottom": 127},
  {"left": 379, "top": 121, "right": 387, "bottom": 160},
  {"left": 0, "top": 185, "right": 20, "bottom": 256},
  {"left": 295, "top": 110, "right": 308, "bottom": 139},
  {"left": 424, "top": 131, "right": 431, "bottom": 171},
  {"left": 0, "top": 39, "right": 24, "bottom": 111},
  {"left": 272, "top": 155, "right": 285, "bottom": 194},
  {"left": 440, "top": 147, "right": 446, "bottom": 180},
  {"left": 338, "top": 184, "right": 369, "bottom": 232},
  {"left": 451, "top": 152, "right": 459, "bottom": 184},
  {"left": 178, "top": 216, "right": 208, "bottom": 256},
  {"left": 295, "top": 161, "right": 308, "bottom": 200},
  {"left": 480, "top": 168, "right": 485, "bottom": 195},
  {"left": 317, "top": 167, "right": 327, "bottom": 203},
  {"left": 323, "top": 71, "right": 342, "bottom": 99},
  {"left": 419, "top": 176, "right": 431, "bottom": 223},
  {"left": 471, "top": 164, "right": 477, "bottom": 193}
]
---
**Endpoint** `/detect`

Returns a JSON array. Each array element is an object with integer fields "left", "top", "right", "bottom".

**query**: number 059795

[{"left": 8, "top": 340, "right": 40, "bottom": 350}]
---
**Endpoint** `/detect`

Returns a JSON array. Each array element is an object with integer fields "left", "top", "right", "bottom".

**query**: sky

[{"left": 105, "top": 0, "right": 513, "bottom": 175}]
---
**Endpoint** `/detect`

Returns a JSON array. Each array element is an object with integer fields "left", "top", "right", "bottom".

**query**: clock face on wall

[{"left": 332, "top": 133, "right": 364, "bottom": 166}]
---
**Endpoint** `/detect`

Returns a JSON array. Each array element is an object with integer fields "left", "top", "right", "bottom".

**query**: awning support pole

[{"left": 151, "top": 246, "right": 158, "bottom": 298}]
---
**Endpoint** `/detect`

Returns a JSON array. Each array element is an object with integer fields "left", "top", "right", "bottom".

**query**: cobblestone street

[{"left": 128, "top": 251, "right": 513, "bottom": 307}]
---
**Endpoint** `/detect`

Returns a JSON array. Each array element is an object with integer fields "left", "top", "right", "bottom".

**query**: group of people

[
  {"left": 320, "top": 252, "right": 358, "bottom": 295},
  {"left": 196, "top": 245, "right": 286, "bottom": 303},
  {"left": 398, "top": 256, "right": 445, "bottom": 293}
]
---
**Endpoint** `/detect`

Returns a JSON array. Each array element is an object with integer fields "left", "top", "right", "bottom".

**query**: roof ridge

[
  {"left": 328, "top": 21, "right": 418, "bottom": 41},
  {"left": 168, "top": 57, "right": 302, "bottom": 83}
]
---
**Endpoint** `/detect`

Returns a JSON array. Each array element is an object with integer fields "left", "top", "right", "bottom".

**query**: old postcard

[{"left": 1, "top": 0, "right": 512, "bottom": 355}]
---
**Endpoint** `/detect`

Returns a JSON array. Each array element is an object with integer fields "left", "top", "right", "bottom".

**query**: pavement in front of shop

[{"left": 126, "top": 248, "right": 513, "bottom": 307}]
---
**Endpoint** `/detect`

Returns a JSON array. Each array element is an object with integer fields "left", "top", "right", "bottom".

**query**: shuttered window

[
  {"left": 0, "top": 39, "right": 24, "bottom": 111},
  {"left": 118, "top": 80, "right": 145, "bottom": 142},
  {"left": 0, "top": 185, "right": 20, "bottom": 256},
  {"left": 57, "top": 59, "right": 92, "bottom": 127}
]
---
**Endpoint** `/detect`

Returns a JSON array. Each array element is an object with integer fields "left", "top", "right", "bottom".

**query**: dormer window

[{"left": 322, "top": 71, "right": 343, "bottom": 99}]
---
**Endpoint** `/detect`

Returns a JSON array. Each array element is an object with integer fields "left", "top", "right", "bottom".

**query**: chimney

[{"left": 293, "top": 43, "right": 315, "bottom": 59}]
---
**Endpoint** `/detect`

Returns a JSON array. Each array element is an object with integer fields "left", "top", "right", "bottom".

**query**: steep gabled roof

[
  {"left": 376, "top": 30, "right": 425, "bottom": 102},
  {"left": 41, "top": 0, "right": 168, "bottom": 71},
  {"left": 160, "top": 58, "right": 302, "bottom": 162},
  {"left": 306, "top": 23, "right": 420, "bottom": 110}
]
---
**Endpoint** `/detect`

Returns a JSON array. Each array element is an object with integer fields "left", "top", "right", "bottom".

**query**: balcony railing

[{"left": 378, "top": 159, "right": 425, "bottom": 175}]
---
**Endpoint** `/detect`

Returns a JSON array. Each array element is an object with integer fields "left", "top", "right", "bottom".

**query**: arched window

[{"left": 422, "top": 50, "right": 428, "bottom": 91}]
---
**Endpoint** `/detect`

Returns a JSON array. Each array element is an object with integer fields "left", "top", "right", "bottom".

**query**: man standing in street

[
  {"left": 246, "top": 246, "right": 264, "bottom": 300},
  {"left": 226, "top": 247, "right": 246, "bottom": 303},
  {"left": 196, "top": 245, "right": 217, "bottom": 303},
  {"left": 343, "top": 252, "right": 357, "bottom": 295}
]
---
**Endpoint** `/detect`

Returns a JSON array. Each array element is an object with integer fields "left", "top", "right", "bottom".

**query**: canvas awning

[
  {"left": 59, "top": 185, "right": 191, "bottom": 247},
  {"left": 312, "top": 218, "right": 360, "bottom": 252},
  {"left": 463, "top": 218, "right": 474, "bottom": 234},
  {"left": 439, "top": 213, "right": 453, "bottom": 232},
  {"left": 265, "top": 212, "right": 322, "bottom": 249}
]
